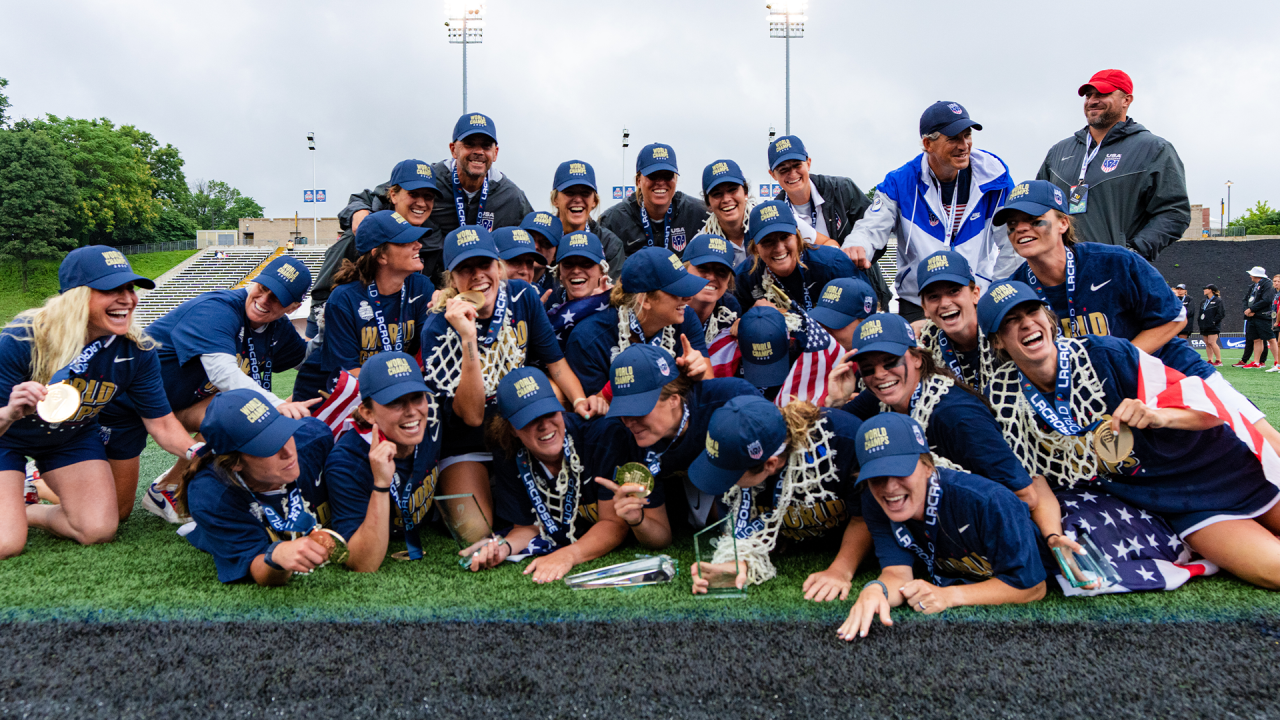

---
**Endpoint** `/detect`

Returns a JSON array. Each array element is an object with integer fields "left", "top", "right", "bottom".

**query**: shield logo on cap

[
  {"left": 747, "top": 440, "right": 764, "bottom": 460},
  {"left": 864, "top": 297, "right": 874, "bottom": 314},
  {"left": 912, "top": 426, "right": 925, "bottom": 446},
  {"left": 1053, "top": 187, "right": 1064, "bottom": 206},
  {"left": 948, "top": 103, "right": 963, "bottom": 115},
  {"left": 1101, "top": 154, "right": 1121, "bottom": 173},
  {"left": 670, "top": 228, "right": 687, "bottom": 252},
  {"left": 656, "top": 357, "right": 670, "bottom": 376}
]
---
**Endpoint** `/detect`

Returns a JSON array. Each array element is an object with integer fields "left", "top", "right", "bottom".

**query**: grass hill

[{"left": 0, "top": 249, "right": 196, "bottom": 323}]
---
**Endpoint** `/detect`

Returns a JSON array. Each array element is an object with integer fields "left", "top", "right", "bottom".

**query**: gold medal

[
  {"left": 309, "top": 527, "right": 350, "bottom": 566},
  {"left": 1092, "top": 421, "right": 1134, "bottom": 465},
  {"left": 614, "top": 462, "right": 655, "bottom": 498},
  {"left": 37, "top": 382, "right": 81, "bottom": 424},
  {"left": 458, "top": 291, "right": 486, "bottom": 309}
]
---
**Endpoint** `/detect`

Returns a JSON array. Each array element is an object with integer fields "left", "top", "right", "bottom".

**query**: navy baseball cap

[
  {"left": 993, "top": 180, "right": 1067, "bottom": 226},
  {"left": 496, "top": 367, "right": 565, "bottom": 429},
  {"left": 59, "top": 246, "right": 156, "bottom": 293},
  {"left": 453, "top": 112, "right": 497, "bottom": 142},
  {"left": 702, "top": 159, "right": 747, "bottom": 195},
  {"left": 356, "top": 210, "right": 430, "bottom": 255},
  {"left": 359, "top": 351, "right": 429, "bottom": 406},
  {"left": 493, "top": 227, "right": 545, "bottom": 264},
  {"left": 919, "top": 101, "right": 982, "bottom": 138},
  {"left": 605, "top": 344, "right": 679, "bottom": 418},
  {"left": 768, "top": 135, "right": 808, "bottom": 170},
  {"left": 620, "top": 247, "right": 707, "bottom": 297},
  {"left": 636, "top": 143, "right": 678, "bottom": 176},
  {"left": 856, "top": 413, "right": 931, "bottom": 481},
  {"left": 555, "top": 231, "right": 606, "bottom": 266},
  {"left": 809, "top": 278, "right": 877, "bottom": 330},
  {"left": 444, "top": 225, "right": 501, "bottom": 270},
  {"left": 389, "top": 159, "right": 445, "bottom": 196},
  {"left": 747, "top": 200, "right": 799, "bottom": 244},
  {"left": 852, "top": 313, "right": 918, "bottom": 357},
  {"left": 916, "top": 250, "right": 975, "bottom": 293},
  {"left": 978, "top": 280, "right": 1047, "bottom": 335},
  {"left": 253, "top": 255, "right": 312, "bottom": 306},
  {"left": 201, "top": 389, "right": 303, "bottom": 458},
  {"left": 682, "top": 233, "right": 735, "bottom": 269},
  {"left": 554, "top": 160, "right": 597, "bottom": 192},
  {"left": 738, "top": 307, "right": 792, "bottom": 388},
  {"left": 521, "top": 211, "right": 564, "bottom": 247},
  {"left": 689, "top": 395, "right": 788, "bottom": 496}
]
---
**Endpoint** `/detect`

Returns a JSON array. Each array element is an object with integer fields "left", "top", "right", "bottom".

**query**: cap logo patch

[
  {"left": 240, "top": 398, "right": 269, "bottom": 423},
  {"left": 386, "top": 357, "right": 411, "bottom": 376},
  {"left": 569, "top": 162, "right": 586, "bottom": 175},
  {"left": 948, "top": 103, "right": 963, "bottom": 114},
  {"left": 926, "top": 255, "right": 949, "bottom": 272},
  {"left": 391, "top": 212, "right": 409, "bottom": 225},
  {"left": 416, "top": 163, "right": 432, "bottom": 177},
  {"left": 747, "top": 440, "right": 764, "bottom": 460},
  {"left": 712, "top": 162, "right": 729, "bottom": 175},
  {"left": 569, "top": 234, "right": 589, "bottom": 247},
  {"left": 706, "top": 437, "right": 720, "bottom": 458},
  {"left": 534, "top": 213, "right": 553, "bottom": 226},
  {"left": 469, "top": 114, "right": 487, "bottom": 126},
  {"left": 752, "top": 342, "right": 773, "bottom": 359},
  {"left": 667, "top": 253, "right": 683, "bottom": 271},
  {"left": 709, "top": 237, "right": 727, "bottom": 252},
  {"left": 775, "top": 138, "right": 791, "bottom": 152},
  {"left": 101, "top": 250, "right": 128, "bottom": 268},
  {"left": 651, "top": 147, "right": 669, "bottom": 160},
  {"left": 864, "top": 426, "right": 889, "bottom": 452},
  {"left": 614, "top": 366, "right": 635, "bottom": 387},
  {"left": 456, "top": 229, "right": 479, "bottom": 246},
  {"left": 822, "top": 286, "right": 842, "bottom": 302},
  {"left": 860, "top": 319, "right": 882, "bottom": 339},
  {"left": 1053, "top": 187, "right": 1064, "bottom": 206},
  {"left": 512, "top": 229, "right": 532, "bottom": 244},
  {"left": 656, "top": 357, "right": 671, "bottom": 376},
  {"left": 864, "top": 297, "right": 875, "bottom": 314},
  {"left": 912, "top": 425, "right": 926, "bottom": 446},
  {"left": 276, "top": 264, "right": 299, "bottom": 282},
  {"left": 759, "top": 205, "right": 779, "bottom": 222},
  {"left": 1010, "top": 183, "right": 1031, "bottom": 200},
  {"left": 990, "top": 283, "right": 1017, "bottom": 304},
  {"left": 513, "top": 376, "right": 539, "bottom": 398}
]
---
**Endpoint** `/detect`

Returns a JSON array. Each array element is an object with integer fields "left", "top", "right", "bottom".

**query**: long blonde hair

[{"left": 7, "top": 286, "right": 155, "bottom": 384}]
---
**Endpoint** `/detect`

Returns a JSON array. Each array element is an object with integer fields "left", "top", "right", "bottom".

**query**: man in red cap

[{"left": 1035, "top": 69, "right": 1189, "bottom": 261}]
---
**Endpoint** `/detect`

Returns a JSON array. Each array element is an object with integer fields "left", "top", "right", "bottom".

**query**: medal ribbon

[
  {"left": 893, "top": 471, "right": 942, "bottom": 584},
  {"left": 366, "top": 282, "right": 408, "bottom": 353},
  {"left": 388, "top": 443, "right": 426, "bottom": 559},
  {"left": 452, "top": 162, "right": 491, "bottom": 231},
  {"left": 935, "top": 331, "right": 965, "bottom": 381},
  {"left": 626, "top": 308, "right": 667, "bottom": 347},
  {"left": 1026, "top": 246, "right": 1079, "bottom": 332},
  {"left": 479, "top": 282, "right": 510, "bottom": 349},
  {"left": 642, "top": 401, "right": 690, "bottom": 475},
  {"left": 50, "top": 338, "right": 107, "bottom": 385},
  {"left": 243, "top": 327, "right": 274, "bottom": 390},
  {"left": 1017, "top": 339, "right": 1099, "bottom": 437},
  {"left": 765, "top": 263, "right": 813, "bottom": 311},
  {"left": 233, "top": 473, "right": 317, "bottom": 536},
  {"left": 516, "top": 438, "right": 579, "bottom": 546},
  {"left": 638, "top": 201, "right": 674, "bottom": 250}
]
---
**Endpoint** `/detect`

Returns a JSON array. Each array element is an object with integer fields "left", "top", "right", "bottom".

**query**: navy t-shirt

[
  {"left": 590, "top": 378, "right": 760, "bottom": 502},
  {"left": 845, "top": 383, "right": 1032, "bottom": 493},
  {"left": 734, "top": 246, "right": 867, "bottom": 313},
  {"left": 862, "top": 467, "right": 1046, "bottom": 590},
  {"left": 322, "top": 399, "right": 447, "bottom": 542},
  {"left": 739, "top": 408, "right": 864, "bottom": 542},
  {"left": 321, "top": 273, "right": 434, "bottom": 374},
  {"left": 420, "top": 279, "right": 563, "bottom": 399},
  {"left": 184, "top": 417, "right": 334, "bottom": 583},
  {"left": 146, "top": 289, "right": 308, "bottom": 410},
  {"left": 564, "top": 305, "right": 709, "bottom": 396},
  {"left": 492, "top": 413, "right": 600, "bottom": 545},
  {"left": 0, "top": 330, "right": 171, "bottom": 448},
  {"left": 1009, "top": 242, "right": 1211, "bottom": 379}
]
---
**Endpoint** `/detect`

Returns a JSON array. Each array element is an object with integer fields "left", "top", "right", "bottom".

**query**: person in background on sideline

[
  {"left": 1173, "top": 284, "right": 1192, "bottom": 339},
  {"left": 1269, "top": 275, "right": 1280, "bottom": 373},
  {"left": 1199, "top": 285, "right": 1224, "bottom": 367},
  {"left": 1237, "top": 266, "right": 1275, "bottom": 369}
]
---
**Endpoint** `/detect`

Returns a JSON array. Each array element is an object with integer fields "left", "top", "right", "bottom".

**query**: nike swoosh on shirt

[
  {"left": 114, "top": 357, "right": 132, "bottom": 363},
  {"left": 511, "top": 288, "right": 527, "bottom": 302},
  {"left": 1090, "top": 280, "right": 1112, "bottom": 291},
  {"left": 1061, "top": 156, "right": 1074, "bottom": 161},
  {"left": 408, "top": 295, "right": 423, "bottom": 303},
  {"left": 957, "top": 524, "right": 970, "bottom": 533}
]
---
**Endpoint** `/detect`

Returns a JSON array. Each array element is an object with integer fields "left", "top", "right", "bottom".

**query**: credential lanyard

[
  {"left": 1078, "top": 134, "right": 1102, "bottom": 187},
  {"left": 452, "top": 162, "right": 492, "bottom": 231}
]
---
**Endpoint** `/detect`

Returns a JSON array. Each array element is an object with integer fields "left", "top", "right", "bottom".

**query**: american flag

[
  {"left": 773, "top": 314, "right": 841, "bottom": 409},
  {"left": 312, "top": 369, "right": 361, "bottom": 441},
  {"left": 547, "top": 295, "right": 611, "bottom": 343},
  {"left": 707, "top": 328, "right": 740, "bottom": 378}
]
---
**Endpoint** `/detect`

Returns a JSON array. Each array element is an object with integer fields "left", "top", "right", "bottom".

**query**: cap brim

[
  {"left": 397, "top": 179, "right": 446, "bottom": 196},
  {"left": 682, "top": 252, "right": 734, "bottom": 269},
  {"left": 447, "top": 246, "right": 502, "bottom": 270},
  {"left": 704, "top": 175, "right": 746, "bottom": 194},
  {"left": 858, "top": 452, "right": 923, "bottom": 482},
  {"left": 455, "top": 128, "right": 496, "bottom": 142},
  {"left": 769, "top": 151, "right": 808, "bottom": 170},
  {"left": 554, "top": 248, "right": 605, "bottom": 266},
  {"left": 689, "top": 452, "right": 746, "bottom": 496},
  {"left": 918, "top": 272, "right": 974, "bottom": 292},
  {"left": 1248, "top": 271, "right": 1266, "bottom": 277},
  {"left": 498, "top": 248, "right": 547, "bottom": 264},
  {"left": 936, "top": 118, "right": 981, "bottom": 137},
  {"left": 661, "top": 273, "right": 709, "bottom": 298},
  {"left": 808, "top": 306, "right": 857, "bottom": 330},
  {"left": 554, "top": 179, "right": 597, "bottom": 192},
  {"left": 856, "top": 340, "right": 913, "bottom": 358},
  {"left": 743, "top": 354, "right": 792, "bottom": 388},
  {"left": 506, "top": 396, "right": 566, "bottom": 430},
  {"left": 749, "top": 221, "right": 799, "bottom": 244},
  {"left": 983, "top": 297, "right": 1047, "bottom": 335},
  {"left": 254, "top": 274, "right": 303, "bottom": 307},
  {"left": 367, "top": 378, "right": 430, "bottom": 406},
  {"left": 239, "top": 413, "right": 304, "bottom": 458},
  {"left": 1078, "top": 82, "right": 1117, "bottom": 96},
  {"left": 606, "top": 386, "right": 664, "bottom": 418},
  {"left": 993, "top": 201, "right": 1056, "bottom": 227},
  {"left": 86, "top": 271, "right": 156, "bottom": 291},
  {"left": 639, "top": 162, "right": 678, "bottom": 176}
]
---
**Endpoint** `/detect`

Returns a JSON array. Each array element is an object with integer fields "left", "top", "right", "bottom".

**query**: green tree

[
  {"left": 183, "top": 179, "right": 264, "bottom": 231},
  {"left": 0, "top": 77, "right": 11, "bottom": 127},
  {"left": 0, "top": 128, "right": 80, "bottom": 291},
  {"left": 1234, "top": 201, "right": 1280, "bottom": 230}
]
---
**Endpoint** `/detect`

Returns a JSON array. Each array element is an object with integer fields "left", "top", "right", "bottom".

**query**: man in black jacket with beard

[{"left": 1036, "top": 69, "right": 1189, "bottom": 261}]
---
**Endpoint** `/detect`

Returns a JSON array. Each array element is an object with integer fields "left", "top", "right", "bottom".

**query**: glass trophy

[
  {"left": 1053, "top": 529, "right": 1121, "bottom": 589},
  {"left": 613, "top": 462, "right": 655, "bottom": 498},
  {"left": 563, "top": 555, "right": 676, "bottom": 589},
  {"left": 692, "top": 515, "right": 747, "bottom": 599},
  {"left": 435, "top": 493, "right": 496, "bottom": 569}
]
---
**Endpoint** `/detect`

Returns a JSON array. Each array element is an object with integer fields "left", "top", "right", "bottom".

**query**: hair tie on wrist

[
  {"left": 863, "top": 579, "right": 889, "bottom": 599},
  {"left": 573, "top": 397, "right": 588, "bottom": 407},
  {"left": 1045, "top": 533, "right": 1061, "bottom": 543},
  {"left": 626, "top": 508, "right": 645, "bottom": 528},
  {"left": 371, "top": 485, "right": 390, "bottom": 494}
]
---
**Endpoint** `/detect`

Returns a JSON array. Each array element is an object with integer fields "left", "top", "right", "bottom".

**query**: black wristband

[
  {"left": 1045, "top": 533, "right": 1061, "bottom": 543},
  {"left": 626, "top": 509, "right": 645, "bottom": 528},
  {"left": 371, "top": 485, "right": 390, "bottom": 494},
  {"left": 263, "top": 541, "right": 285, "bottom": 571}
]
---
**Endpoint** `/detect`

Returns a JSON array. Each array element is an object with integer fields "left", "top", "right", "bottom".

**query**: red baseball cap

[{"left": 1078, "top": 69, "right": 1133, "bottom": 96}]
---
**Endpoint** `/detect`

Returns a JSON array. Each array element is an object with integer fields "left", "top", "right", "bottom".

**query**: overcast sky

[{"left": 3, "top": 0, "right": 1277, "bottom": 229}]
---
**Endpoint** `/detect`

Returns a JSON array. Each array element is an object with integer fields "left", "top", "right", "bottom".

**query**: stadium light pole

[
  {"left": 307, "top": 132, "right": 316, "bottom": 246},
  {"left": 767, "top": 1, "right": 807, "bottom": 135},
  {"left": 622, "top": 128, "right": 630, "bottom": 195},
  {"left": 1225, "top": 180, "right": 1234, "bottom": 231},
  {"left": 445, "top": 2, "right": 485, "bottom": 113}
]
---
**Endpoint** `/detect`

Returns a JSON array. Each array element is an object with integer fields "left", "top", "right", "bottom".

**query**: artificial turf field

[{"left": 2, "top": 351, "right": 1280, "bottom": 718}]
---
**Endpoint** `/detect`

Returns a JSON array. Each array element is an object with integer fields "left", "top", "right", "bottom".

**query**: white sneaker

[
  {"left": 1268, "top": 364, "right": 1280, "bottom": 373},
  {"left": 142, "top": 470, "right": 190, "bottom": 523}
]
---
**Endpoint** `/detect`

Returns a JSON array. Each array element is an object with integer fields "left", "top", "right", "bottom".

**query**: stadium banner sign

[
  {"left": 303, "top": 190, "right": 314, "bottom": 203},
  {"left": 316, "top": 190, "right": 326, "bottom": 203},
  {"left": 613, "top": 186, "right": 624, "bottom": 200},
  {"left": 625, "top": 186, "right": 636, "bottom": 199},
  {"left": 760, "top": 184, "right": 772, "bottom": 197},
  {"left": 1223, "top": 337, "right": 1246, "bottom": 349}
]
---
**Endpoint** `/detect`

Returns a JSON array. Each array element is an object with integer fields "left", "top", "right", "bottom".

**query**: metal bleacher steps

[{"left": 133, "top": 246, "right": 332, "bottom": 327}]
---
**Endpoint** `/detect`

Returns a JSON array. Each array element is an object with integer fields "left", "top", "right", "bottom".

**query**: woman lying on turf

[
  {"left": 182, "top": 389, "right": 336, "bottom": 585},
  {"left": 979, "top": 280, "right": 1280, "bottom": 590},
  {"left": 322, "top": 352, "right": 445, "bottom": 572},
  {"left": 838, "top": 414, "right": 1047, "bottom": 640},
  {"left": 688, "top": 396, "right": 871, "bottom": 600},
  {"left": 910, "top": 250, "right": 1001, "bottom": 390},
  {"left": 0, "top": 247, "right": 198, "bottom": 560},
  {"left": 466, "top": 368, "right": 629, "bottom": 582}
]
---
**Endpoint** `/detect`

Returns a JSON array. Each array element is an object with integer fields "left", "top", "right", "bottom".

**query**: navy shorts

[
  {"left": 0, "top": 427, "right": 109, "bottom": 474},
  {"left": 96, "top": 400, "right": 150, "bottom": 461}
]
